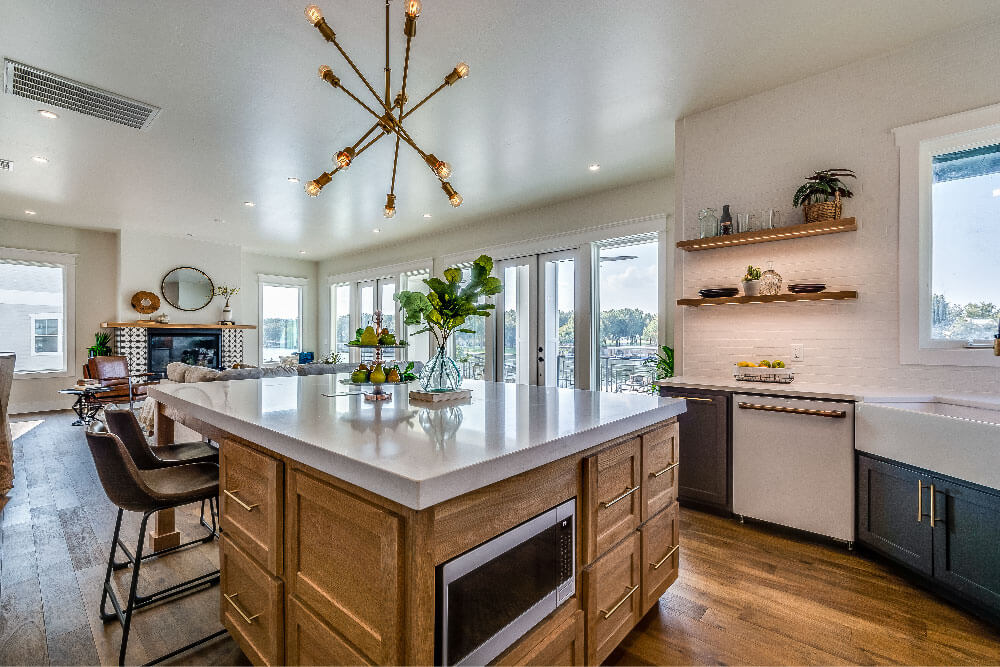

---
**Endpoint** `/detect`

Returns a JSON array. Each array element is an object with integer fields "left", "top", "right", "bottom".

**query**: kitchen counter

[{"left": 149, "top": 374, "right": 686, "bottom": 509}]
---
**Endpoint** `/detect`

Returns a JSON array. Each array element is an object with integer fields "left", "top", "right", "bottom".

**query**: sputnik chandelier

[{"left": 302, "top": 1, "right": 469, "bottom": 217}]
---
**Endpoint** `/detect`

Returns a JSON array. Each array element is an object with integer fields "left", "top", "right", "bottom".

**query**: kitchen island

[{"left": 148, "top": 375, "right": 686, "bottom": 666}]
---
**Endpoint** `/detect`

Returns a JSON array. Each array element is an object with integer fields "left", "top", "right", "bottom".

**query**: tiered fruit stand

[{"left": 340, "top": 310, "right": 410, "bottom": 401}]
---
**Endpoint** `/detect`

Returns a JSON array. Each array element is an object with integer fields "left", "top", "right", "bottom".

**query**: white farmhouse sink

[{"left": 856, "top": 397, "right": 1000, "bottom": 490}]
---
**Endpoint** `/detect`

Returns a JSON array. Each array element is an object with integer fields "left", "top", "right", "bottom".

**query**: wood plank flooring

[{"left": 2, "top": 410, "right": 999, "bottom": 666}]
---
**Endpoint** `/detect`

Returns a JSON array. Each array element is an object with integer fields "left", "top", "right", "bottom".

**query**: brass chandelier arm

[
  {"left": 401, "top": 81, "right": 447, "bottom": 121},
  {"left": 398, "top": 34, "right": 414, "bottom": 120},
  {"left": 356, "top": 130, "right": 389, "bottom": 157},
  {"left": 330, "top": 34, "right": 393, "bottom": 114},
  {"left": 390, "top": 135, "right": 401, "bottom": 195},
  {"left": 351, "top": 122, "right": 382, "bottom": 151},
  {"left": 383, "top": 0, "right": 391, "bottom": 108},
  {"left": 334, "top": 80, "right": 395, "bottom": 128}
]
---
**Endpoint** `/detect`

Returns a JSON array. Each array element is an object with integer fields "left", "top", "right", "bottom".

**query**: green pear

[
  {"left": 360, "top": 325, "right": 379, "bottom": 346},
  {"left": 369, "top": 364, "right": 387, "bottom": 384}
]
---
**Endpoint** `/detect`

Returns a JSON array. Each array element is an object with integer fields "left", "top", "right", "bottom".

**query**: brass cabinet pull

[
  {"left": 917, "top": 479, "right": 924, "bottom": 523},
  {"left": 601, "top": 485, "right": 640, "bottom": 509},
  {"left": 737, "top": 401, "right": 846, "bottom": 418},
  {"left": 599, "top": 585, "right": 639, "bottom": 619},
  {"left": 224, "top": 592, "right": 260, "bottom": 624},
  {"left": 224, "top": 489, "right": 259, "bottom": 512},
  {"left": 667, "top": 395, "right": 714, "bottom": 403},
  {"left": 651, "top": 544, "right": 679, "bottom": 570},
  {"left": 929, "top": 483, "right": 937, "bottom": 527},
  {"left": 650, "top": 462, "right": 679, "bottom": 479}
]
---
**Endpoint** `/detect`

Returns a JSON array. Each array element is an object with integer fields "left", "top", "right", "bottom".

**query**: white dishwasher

[{"left": 732, "top": 393, "right": 855, "bottom": 544}]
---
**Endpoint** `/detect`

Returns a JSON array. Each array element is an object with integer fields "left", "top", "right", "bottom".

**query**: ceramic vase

[
  {"left": 420, "top": 346, "right": 462, "bottom": 392},
  {"left": 760, "top": 261, "right": 783, "bottom": 296},
  {"left": 222, "top": 302, "right": 233, "bottom": 322},
  {"left": 742, "top": 280, "right": 760, "bottom": 297}
]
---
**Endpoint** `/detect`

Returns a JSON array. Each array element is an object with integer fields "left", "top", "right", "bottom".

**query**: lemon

[
  {"left": 773, "top": 360, "right": 786, "bottom": 368},
  {"left": 737, "top": 361, "right": 750, "bottom": 367}
]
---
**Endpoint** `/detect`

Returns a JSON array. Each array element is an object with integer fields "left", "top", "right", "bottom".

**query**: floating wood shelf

[
  {"left": 677, "top": 290, "right": 858, "bottom": 307},
  {"left": 677, "top": 217, "right": 857, "bottom": 251},
  {"left": 101, "top": 321, "right": 256, "bottom": 329}
]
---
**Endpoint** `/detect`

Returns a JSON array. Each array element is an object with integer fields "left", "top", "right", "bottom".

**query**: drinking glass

[
  {"left": 735, "top": 213, "right": 750, "bottom": 233},
  {"left": 761, "top": 209, "right": 781, "bottom": 230}
]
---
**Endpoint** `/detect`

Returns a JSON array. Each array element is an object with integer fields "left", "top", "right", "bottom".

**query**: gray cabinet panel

[
  {"left": 658, "top": 387, "right": 729, "bottom": 513},
  {"left": 932, "top": 480, "right": 1000, "bottom": 612}
]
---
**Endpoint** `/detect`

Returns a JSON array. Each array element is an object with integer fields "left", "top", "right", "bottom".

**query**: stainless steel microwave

[{"left": 436, "top": 498, "right": 576, "bottom": 666}]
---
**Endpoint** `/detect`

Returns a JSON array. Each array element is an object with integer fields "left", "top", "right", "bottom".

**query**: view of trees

[
  {"left": 932, "top": 294, "right": 999, "bottom": 341},
  {"left": 599, "top": 308, "right": 657, "bottom": 347},
  {"left": 263, "top": 317, "right": 298, "bottom": 349}
]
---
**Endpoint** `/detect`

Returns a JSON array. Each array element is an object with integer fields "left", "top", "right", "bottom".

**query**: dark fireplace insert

[{"left": 147, "top": 328, "right": 222, "bottom": 379}]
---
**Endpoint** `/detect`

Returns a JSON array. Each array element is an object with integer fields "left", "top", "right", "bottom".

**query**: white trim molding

[{"left": 894, "top": 102, "right": 1000, "bottom": 367}]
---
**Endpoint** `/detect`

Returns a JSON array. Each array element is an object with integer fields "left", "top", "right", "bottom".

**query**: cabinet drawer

[
  {"left": 220, "top": 439, "right": 283, "bottom": 575},
  {"left": 286, "top": 468, "right": 403, "bottom": 665},
  {"left": 286, "top": 595, "right": 372, "bottom": 666},
  {"left": 494, "top": 606, "right": 584, "bottom": 666},
  {"left": 641, "top": 422, "right": 679, "bottom": 521},
  {"left": 582, "top": 532, "right": 641, "bottom": 666},
  {"left": 220, "top": 535, "right": 284, "bottom": 666},
  {"left": 640, "top": 502, "right": 680, "bottom": 612},
  {"left": 583, "top": 438, "right": 641, "bottom": 562}
]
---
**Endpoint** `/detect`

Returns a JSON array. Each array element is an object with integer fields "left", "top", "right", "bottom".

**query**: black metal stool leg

[
  {"left": 118, "top": 512, "right": 151, "bottom": 666},
  {"left": 100, "top": 508, "right": 125, "bottom": 619}
]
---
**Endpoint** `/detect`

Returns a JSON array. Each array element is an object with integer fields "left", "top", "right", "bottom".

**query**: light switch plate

[{"left": 791, "top": 344, "right": 804, "bottom": 361}]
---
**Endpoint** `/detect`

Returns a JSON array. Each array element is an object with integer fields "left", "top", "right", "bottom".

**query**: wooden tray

[{"left": 409, "top": 388, "right": 472, "bottom": 403}]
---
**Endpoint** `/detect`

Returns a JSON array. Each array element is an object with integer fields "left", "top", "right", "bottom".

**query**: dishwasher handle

[{"left": 737, "top": 401, "right": 847, "bottom": 419}]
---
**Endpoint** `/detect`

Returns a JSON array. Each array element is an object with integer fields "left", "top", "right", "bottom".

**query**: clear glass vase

[{"left": 419, "top": 345, "right": 462, "bottom": 392}]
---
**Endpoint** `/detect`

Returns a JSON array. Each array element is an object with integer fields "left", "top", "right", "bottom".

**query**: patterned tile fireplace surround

[{"left": 107, "top": 325, "right": 247, "bottom": 375}]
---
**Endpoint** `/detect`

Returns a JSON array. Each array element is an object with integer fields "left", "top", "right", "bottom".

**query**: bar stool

[
  {"left": 85, "top": 427, "right": 226, "bottom": 665},
  {"left": 104, "top": 408, "right": 219, "bottom": 537}
]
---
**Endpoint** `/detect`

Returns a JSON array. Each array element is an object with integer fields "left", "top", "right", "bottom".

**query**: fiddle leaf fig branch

[{"left": 395, "top": 254, "right": 502, "bottom": 349}]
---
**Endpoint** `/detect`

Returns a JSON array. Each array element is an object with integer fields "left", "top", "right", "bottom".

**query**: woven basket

[{"left": 803, "top": 192, "right": 842, "bottom": 224}]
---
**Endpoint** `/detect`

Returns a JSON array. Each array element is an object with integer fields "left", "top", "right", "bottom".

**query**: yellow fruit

[
  {"left": 747, "top": 362, "right": 758, "bottom": 367},
  {"left": 386, "top": 368, "right": 401, "bottom": 382},
  {"left": 737, "top": 361, "right": 750, "bottom": 367},
  {"left": 360, "top": 325, "right": 378, "bottom": 345},
  {"left": 369, "top": 364, "right": 386, "bottom": 384},
  {"left": 773, "top": 360, "right": 786, "bottom": 368},
  {"left": 759, "top": 360, "right": 772, "bottom": 368}
]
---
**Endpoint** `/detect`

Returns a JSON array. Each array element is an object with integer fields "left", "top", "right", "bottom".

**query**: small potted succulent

[
  {"left": 792, "top": 168, "right": 855, "bottom": 223},
  {"left": 742, "top": 265, "right": 762, "bottom": 296}
]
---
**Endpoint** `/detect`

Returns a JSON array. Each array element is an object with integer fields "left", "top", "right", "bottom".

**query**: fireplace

[{"left": 147, "top": 328, "right": 222, "bottom": 379}]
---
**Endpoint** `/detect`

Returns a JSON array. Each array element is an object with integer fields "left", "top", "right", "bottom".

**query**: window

[
  {"left": 331, "top": 283, "right": 352, "bottom": 356},
  {"left": 597, "top": 235, "right": 659, "bottom": 392},
  {"left": 929, "top": 143, "right": 1000, "bottom": 343},
  {"left": 895, "top": 102, "right": 1000, "bottom": 366},
  {"left": 31, "top": 315, "right": 61, "bottom": 355},
  {"left": 401, "top": 270, "right": 431, "bottom": 363},
  {"left": 259, "top": 275, "right": 306, "bottom": 364},
  {"left": 0, "top": 248, "right": 76, "bottom": 376},
  {"left": 452, "top": 266, "right": 487, "bottom": 380}
]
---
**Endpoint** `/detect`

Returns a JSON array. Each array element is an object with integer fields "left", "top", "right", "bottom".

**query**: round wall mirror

[{"left": 160, "top": 267, "right": 215, "bottom": 311}]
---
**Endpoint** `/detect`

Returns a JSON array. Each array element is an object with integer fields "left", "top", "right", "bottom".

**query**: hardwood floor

[{"left": 2, "top": 410, "right": 999, "bottom": 666}]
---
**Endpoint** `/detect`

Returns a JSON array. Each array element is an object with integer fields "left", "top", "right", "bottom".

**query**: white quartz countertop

[{"left": 148, "top": 375, "right": 686, "bottom": 510}]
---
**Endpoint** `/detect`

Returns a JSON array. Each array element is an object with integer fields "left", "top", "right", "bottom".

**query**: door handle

[
  {"left": 651, "top": 544, "right": 679, "bottom": 570},
  {"left": 224, "top": 489, "right": 259, "bottom": 512},
  {"left": 599, "top": 585, "right": 638, "bottom": 619},
  {"left": 650, "top": 461, "right": 679, "bottom": 478},
  {"left": 929, "top": 483, "right": 937, "bottom": 527},
  {"left": 737, "top": 402, "right": 846, "bottom": 418},
  {"left": 601, "top": 485, "right": 640, "bottom": 509},
  {"left": 917, "top": 479, "right": 924, "bottom": 523},
  {"left": 666, "top": 395, "right": 713, "bottom": 403}
]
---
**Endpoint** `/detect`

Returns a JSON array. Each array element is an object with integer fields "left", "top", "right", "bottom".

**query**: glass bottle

[
  {"left": 719, "top": 204, "right": 733, "bottom": 235},
  {"left": 760, "top": 260, "right": 783, "bottom": 295},
  {"left": 698, "top": 208, "right": 719, "bottom": 238}
]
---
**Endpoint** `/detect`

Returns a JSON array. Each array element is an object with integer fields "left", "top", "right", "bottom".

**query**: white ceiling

[{"left": 2, "top": 1, "right": 999, "bottom": 258}]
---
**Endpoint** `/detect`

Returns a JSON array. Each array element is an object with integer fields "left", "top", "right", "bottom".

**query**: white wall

[
  {"left": 674, "top": 18, "right": 1000, "bottom": 392},
  {"left": 1, "top": 219, "right": 118, "bottom": 413},
  {"left": 316, "top": 176, "right": 673, "bottom": 352}
]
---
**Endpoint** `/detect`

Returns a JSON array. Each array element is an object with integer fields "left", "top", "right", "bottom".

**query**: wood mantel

[{"left": 101, "top": 321, "right": 256, "bottom": 329}]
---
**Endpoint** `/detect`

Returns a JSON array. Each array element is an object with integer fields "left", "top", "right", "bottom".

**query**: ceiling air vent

[
  {"left": 0, "top": 158, "right": 12, "bottom": 171},
  {"left": 3, "top": 59, "right": 160, "bottom": 130}
]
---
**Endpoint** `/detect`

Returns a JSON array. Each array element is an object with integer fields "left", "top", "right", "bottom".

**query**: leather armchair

[{"left": 84, "top": 355, "right": 159, "bottom": 409}]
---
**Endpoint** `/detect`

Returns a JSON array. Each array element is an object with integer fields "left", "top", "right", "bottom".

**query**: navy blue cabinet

[{"left": 857, "top": 453, "right": 1000, "bottom": 620}]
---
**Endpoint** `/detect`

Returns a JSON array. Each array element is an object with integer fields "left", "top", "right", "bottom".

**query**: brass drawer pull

[
  {"left": 650, "top": 461, "right": 679, "bottom": 479},
  {"left": 917, "top": 479, "right": 924, "bottom": 523},
  {"left": 930, "top": 483, "right": 937, "bottom": 527},
  {"left": 651, "top": 544, "right": 679, "bottom": 570},
  {"left": 224, "top": 489, "right": 259, "bottom": 512},
  {"left": 224, "top": 592, "right": 260, "bottom": 624},
  {"left": 667, "top": 395, "right": 713, "bottom": 403},
  {"left": 737, "top": 402, "right": 846, "bottom": 418},
  {"left": 600, "top": 585, "right": 639, "bottom": 619},
  {"left": 601, "top": 485, "right": 640, "bottom": 509}
]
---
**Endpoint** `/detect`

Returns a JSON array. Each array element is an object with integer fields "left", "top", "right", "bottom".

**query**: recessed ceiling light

[
  {"left": 185, "top": 233, "right": 194, "bottom": 238},
  {"left": 37, "top": 109, "right": 59, "bottom": 119},
  {"left": 993, "top": 188, "right": 1000, "bottom": 197},
  {"left": 588, "top": 163, "right": 600, "bottom": 172},
  {"left": 25, "top": 210, "right": 36, "bottom": 215},
  {"left": 423, "top": 213, "right": 432, "bottom": 219},
  {"left": 373, "top": 228, "right": 381, "bottom": 233},
  {"left": 288, "top": 177, "right": 300, "bottom": 183},
  {"left": 243, "top": 201, "right": 255, "bottom": 207},
  {"left": 299, "top": 250, "right": 307, "bottom": 254},
  {"left": 31, "top": 155, "right": 48, "bottom": 164}
]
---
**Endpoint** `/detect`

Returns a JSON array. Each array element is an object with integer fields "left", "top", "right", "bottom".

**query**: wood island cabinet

[{"left": 165, "top": 402, "right": 680, "bottom": 666}]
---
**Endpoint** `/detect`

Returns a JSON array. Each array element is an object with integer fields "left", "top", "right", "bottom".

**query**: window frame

[
  {"left": 1, "top": 247, "right": 77, "bottom": 378},
  {"left": 30, "top": 314, "right": 63, "bottom": 357},
  {"left": 258, "top": 273, "right": 308, "bottom": 365},
  {"left": 895, "top": 102, "right": 1000, "bottom": 367}
]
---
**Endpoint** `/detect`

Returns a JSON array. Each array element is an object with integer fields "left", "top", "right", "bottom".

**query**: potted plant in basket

[
  {"left": 742, "top": 265, "right": 762, "bottom": 296},
  {"left": 395, "top": 255, "right": 502, "bottom": 392},
  {"left": 792, "top": 168, "right": 855, "bottom": 223}
]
